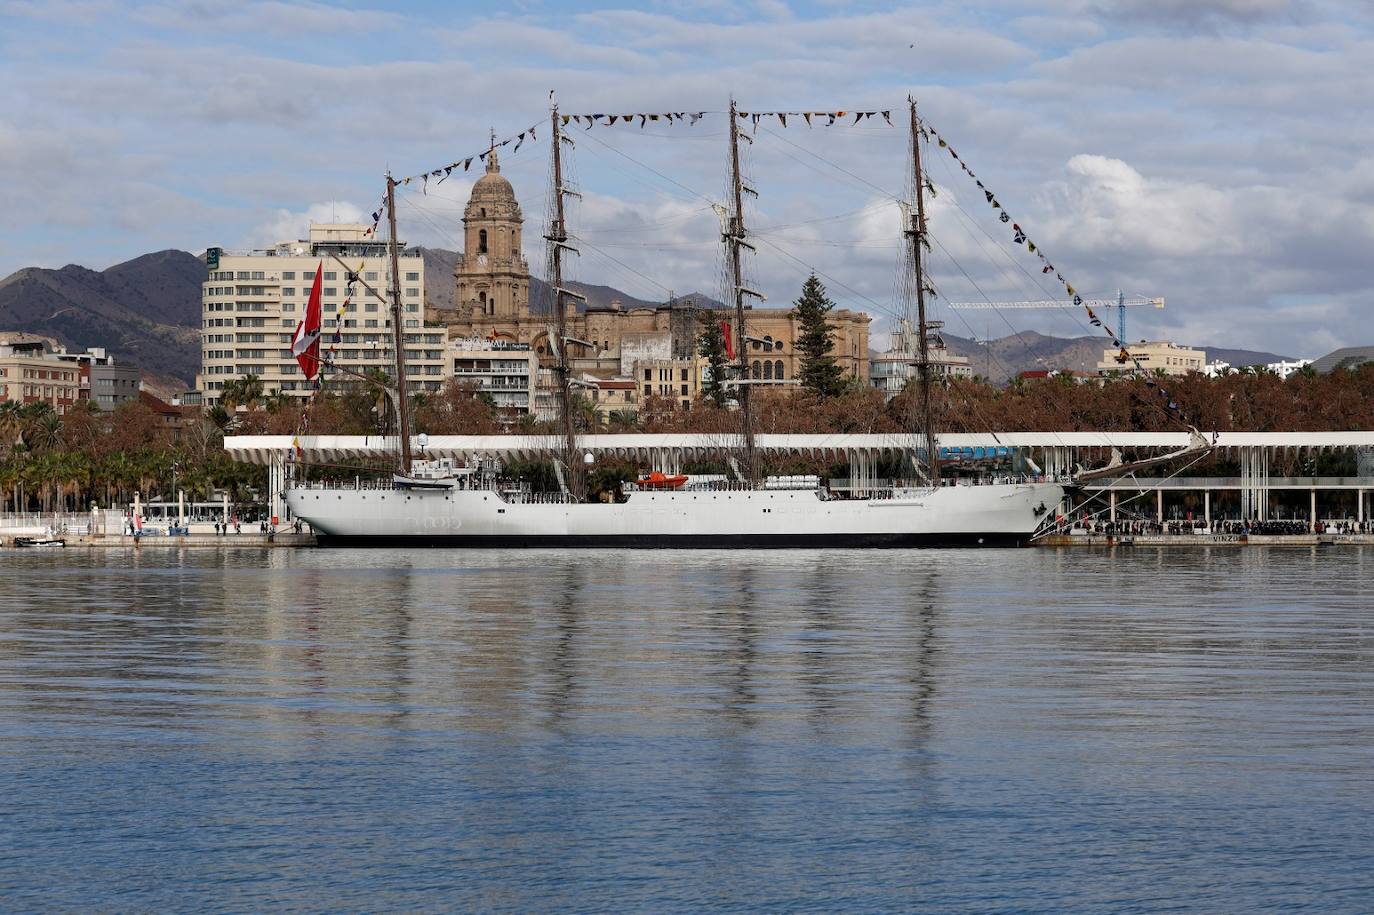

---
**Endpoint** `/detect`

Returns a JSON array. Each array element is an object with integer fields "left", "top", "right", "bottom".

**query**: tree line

[
  {"left": 6, "top": 271, "right": 1369, "bottom": 511},
  {"left": 0, "top": 399, "right": 260, "bottom": 513}
]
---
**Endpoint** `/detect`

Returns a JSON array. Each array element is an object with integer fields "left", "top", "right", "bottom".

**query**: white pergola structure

[{"left": 225, "top": 432, "right": 1374, "bottom": 529}]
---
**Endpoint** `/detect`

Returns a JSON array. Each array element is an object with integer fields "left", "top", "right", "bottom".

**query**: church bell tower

[{"left": 455, "top": 149, "right": 530, "bottom": 320}]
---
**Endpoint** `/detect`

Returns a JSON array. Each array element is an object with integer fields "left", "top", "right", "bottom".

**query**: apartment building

[
  {"left": 54, "top": 347, "right": 141, "bottom": 409},
  {"left": 1097, "top": 340, "right": 1206, "bottom": 376},
  {"left": 0, "top": 333, "right": 81, "bottom": 412},
  {"left": 196, "top": 224, "right": 447, "bottom": 405},
  {"left": 450, "top": 338, "right": 538, "bottom": 414}
]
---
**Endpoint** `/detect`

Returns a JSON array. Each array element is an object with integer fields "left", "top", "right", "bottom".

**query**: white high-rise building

[{"left": 195, "top": 224, "right": 447, "bottom": 406}]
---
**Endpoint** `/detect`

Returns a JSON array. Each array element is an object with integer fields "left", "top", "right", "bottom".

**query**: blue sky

[{"left": 2, "top": 0, "right": 1371, "bottom": 356}]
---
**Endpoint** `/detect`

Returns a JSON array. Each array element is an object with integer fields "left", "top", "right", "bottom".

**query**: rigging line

[
  {"left": 396, "top": 194, "right": 466, "bottom": 250},
  {"left": 750, "top": 234, "right": 903, "bottom": 321},
  {"left": 758, "top": 125, "right": 901, "bottom": 200},
  {"left": 575, "top": 204, "right": 716, "bottom": 236},
  {"left": 927, "top": 237, "right": 1066, "bottom": 385},
  {"left": 753, "top": 199, "right": 895, "bottom": 232},
  {"left": 576, "top": 142, "right": 710, "bottom": 202},
  {"left": 589, "top": 241, "right": 719, "bottom": 250},
  {"left": 1030, "top": 451, "right": 1213, "bottom": 541},
  {"left": 929, "top": 151, "right": 1106, "bottom": 341},
  {"left": 577, "top": 127, "right": 718, "bottom": 207},
  {"left": 749, "top": 130, "right": 895, "bottom": 201},
  {"left": 928, "top": 156, "right": 1188, "bottom": 430},
  {"left": 572, "top": 235, "right": 676, "bottom": 298},
  {"left": 924, "top": 238, "right": 1074, "bottom": 450},
  {"left": 751, "top": 233, "right": 900, "bottom": 249}
]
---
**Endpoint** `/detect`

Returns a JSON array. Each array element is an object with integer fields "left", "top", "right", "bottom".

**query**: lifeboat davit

[{"left": 636, "top": 471, "right": 689, "bottom": 489}]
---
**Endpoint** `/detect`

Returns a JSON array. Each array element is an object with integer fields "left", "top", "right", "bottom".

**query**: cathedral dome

[{"left": 466, "top": 150, "right": 519, "bottom": 217}]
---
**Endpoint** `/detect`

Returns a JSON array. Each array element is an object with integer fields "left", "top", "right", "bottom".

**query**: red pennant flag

[
  {"left": 722, "top": 320, "right": 735, "bottom": 360},
  {"left": 292, "top": 261, "right": 323, "bottom": 380}
]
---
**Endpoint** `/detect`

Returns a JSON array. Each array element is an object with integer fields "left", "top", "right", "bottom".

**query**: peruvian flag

[
  {"left": 292, "top": 262, "right": 324, "bottom": 379},
  {"left": 721, "top": 320, "right": 735, "bottom": 360}
]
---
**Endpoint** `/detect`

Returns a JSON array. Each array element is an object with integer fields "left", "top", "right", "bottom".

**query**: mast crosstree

[
  {"left": 724, "top": 98, "right": 764, "bottom": 483},
  {"left": 906, "top": 98, "right": 941, "bottom": 484},
  {"left": 385, "top": 174, "right": 413, "bottom": 473},
  {"left": 546, "top": 98, "right": 586, "bottom": 500}
]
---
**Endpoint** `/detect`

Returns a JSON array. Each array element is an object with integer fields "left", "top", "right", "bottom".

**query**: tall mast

[
  {"left": 385, "top": 174, "right": 413, "bottom": 473},
  {"left": 907, "top": 98, "right": 941, "bottom": 483},
  {"left": 547, "top": 100, "right": 584, "bottom": 500},
  {"left": 726, "top": 98, "right": 758, "bottom": 482}
]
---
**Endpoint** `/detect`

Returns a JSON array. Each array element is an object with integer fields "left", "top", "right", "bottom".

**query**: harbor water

[{"left": 2, "top": 547, "right": 1372, "bottom": 911}]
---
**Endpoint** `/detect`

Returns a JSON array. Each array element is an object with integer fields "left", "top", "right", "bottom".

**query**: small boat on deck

[{"left": 635, "top": 471, "right": 689, "bottom": 490}]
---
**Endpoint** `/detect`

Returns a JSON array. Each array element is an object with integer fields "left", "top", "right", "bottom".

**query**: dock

[
  {"left": 2, "top": 533, "right": 316, "bottom": 548},
  {"left": 1038, "top": 533, "right": 1374, "bottom": 547}
]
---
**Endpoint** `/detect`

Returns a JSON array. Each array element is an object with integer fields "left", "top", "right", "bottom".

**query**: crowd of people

[{"left": 1065, "top": 518, "right": 1374, "bottom": 536}]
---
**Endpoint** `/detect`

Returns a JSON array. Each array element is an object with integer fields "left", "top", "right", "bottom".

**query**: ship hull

[{"left": 287, "top": 482, "right": 1063, "bottom": 548}]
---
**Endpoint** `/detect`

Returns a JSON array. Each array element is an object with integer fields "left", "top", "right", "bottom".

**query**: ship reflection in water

[{"left": 2, "top": 546, "right": 1373, "bottom": 910}]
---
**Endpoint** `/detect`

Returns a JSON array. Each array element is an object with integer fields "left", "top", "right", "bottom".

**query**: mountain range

[{"left": 0, "top": 246, "right": 1293, "bottom": 390}]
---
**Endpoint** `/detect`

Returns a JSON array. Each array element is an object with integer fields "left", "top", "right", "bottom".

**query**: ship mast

[
  {"left": 385, "top": 174, "right": 413, "bottom": 474},
  {"left": 726, "top": 98, "right": 759, "bottom": 482},
  {"left": 906, "top": 98, "right": 941, "bottom": 483},
  {"left": 547, "top": 99, "right": 585, "bottom": 500}
]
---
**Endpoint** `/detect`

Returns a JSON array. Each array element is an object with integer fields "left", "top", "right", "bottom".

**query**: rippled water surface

[{"left": 2, "top": 546, "right": 1372, "bottom": 912}]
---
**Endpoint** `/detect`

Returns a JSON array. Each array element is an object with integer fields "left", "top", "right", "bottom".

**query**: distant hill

[
  {"left": 0, "top": 245, "right": 1297, "bottom": 391},
  {"left": 937, "top": 331, "right": 1295, "bottom": 381},
  {"left": 0, "top": 250, "right": 204, "bottom": 385},
  {"left": 418, "top": 247, "right": 724, "bottom": 315}
]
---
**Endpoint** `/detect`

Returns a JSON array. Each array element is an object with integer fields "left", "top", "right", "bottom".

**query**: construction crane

[{"left": 946, "top": 291, "right": 1164, "bottom": 342}]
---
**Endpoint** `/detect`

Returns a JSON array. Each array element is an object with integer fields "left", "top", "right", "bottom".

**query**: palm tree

[
  {"left": 263, "top": 390, "right": 290, "bottom": 414},
  {"left": 28, "top": 412, "right": 64, "bottom": 452},
  {"left": 221, "top": 374, "right": 264, "bottom": 412},
  {"left": 0, "top": 400, "right": 22, "bottom": 451}
]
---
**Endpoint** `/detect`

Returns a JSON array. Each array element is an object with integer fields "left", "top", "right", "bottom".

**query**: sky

[{"left": 2, "top": 0, "right": 1372, "bottom": 357}]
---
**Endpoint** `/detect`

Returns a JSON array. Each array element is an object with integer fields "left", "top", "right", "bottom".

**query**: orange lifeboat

[{"left": 636, "top": 471, "right": 689, "bottom": 489}]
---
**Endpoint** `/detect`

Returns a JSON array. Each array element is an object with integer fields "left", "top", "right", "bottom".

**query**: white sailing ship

[{"left": 284, "top": 98, "right": 1066, "bottom": 547}]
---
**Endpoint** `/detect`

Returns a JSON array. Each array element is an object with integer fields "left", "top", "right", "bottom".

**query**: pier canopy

[
  {"left": 225, "top": 432, "right": 1374, "bottom": 467},
  {"left": 228, "top": 432, "right": 1374, "bottom": 527}
]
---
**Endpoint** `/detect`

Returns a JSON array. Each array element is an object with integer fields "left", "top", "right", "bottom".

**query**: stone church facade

[{"left": 438, "top": 151, "right": 870, "bottom": 391}]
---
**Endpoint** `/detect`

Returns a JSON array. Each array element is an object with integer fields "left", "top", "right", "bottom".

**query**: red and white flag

[{"left": 291, "top": 262, "right": 324, "bottom": 379}]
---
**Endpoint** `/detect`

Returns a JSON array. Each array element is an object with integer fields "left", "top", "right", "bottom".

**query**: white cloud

[{"left": 2, "top": 0, "right": 1373, "bottom": 358}]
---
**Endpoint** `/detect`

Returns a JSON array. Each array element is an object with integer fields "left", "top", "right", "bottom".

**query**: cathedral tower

[{"left": 455, "top": 150, "right": 530, "bottom": 319}]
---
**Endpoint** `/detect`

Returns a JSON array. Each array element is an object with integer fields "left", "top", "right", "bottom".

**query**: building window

[
  {"left": 774, "top": 360, "right": 784, "bottom": 379},
  {"left": 680, "top": 368, "right": 688, "bottom": 381},
  {"left": 365, "top": 271, "right": 378, "bottom": 281},
  {"left": 479, "top": 229, "right": 488, "bottom": 254},
  {"left": 304, "top": 271, "right": 315, "bottom": 279},
  {"left": 644, "top": 384, "right": 651, "bottom": 396},
  {"left": 406, "top": 288, "right": 418, "bottom": 297},
  {"left": 282, "top": 288, "right": 295, "bottom": 296},
  {"left": 282, "top": 271, "right": 295, "bottom": 280},
  {"left": 763, "top": 361, "right": 773, "bottom": 380},
  {"left": 405, "top": 272, "right": 419, "bottom": 281},
  {"left": 324, "top": 272, "right": 336, "bottom": 281},
  {"left": 681, "top": 384, "right": 688, "bottom": 396},
  {"left": 752, "top": 361, "right": 761, "bottom": 378}
]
